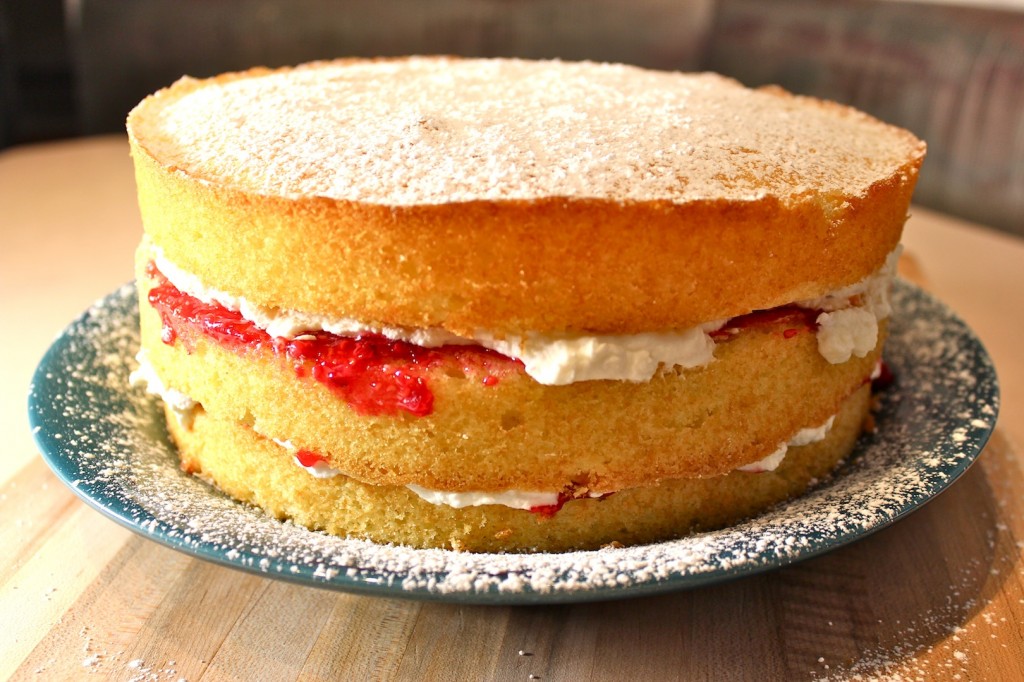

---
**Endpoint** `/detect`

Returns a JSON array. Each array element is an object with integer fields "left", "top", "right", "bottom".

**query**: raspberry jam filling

[
  {"left": 709, "top": 306, "right": 819, "bottom": 341},
  {"left": 871, "top": 360, "right": 894, "bottom": 390},
  {"left": 145, "top": 261, "right": 827, "bottom": 418},
  {"left": 145, "top": 262, "right": 518, "bottom": 417},
  {"left": 529, "top": 493, "right": 572, "bottom": 518},
  {"left": 530, "top": 491, "right": 615, "bottom": 517},
  {"left": 294, "top": 450, "right": 328, "bottom": 468}
]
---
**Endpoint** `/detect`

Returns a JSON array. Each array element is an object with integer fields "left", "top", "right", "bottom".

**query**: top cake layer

[
  {"left": 127, "top": 58, "right": 925, "bottom": 335},
  {"left": 129, "top": 57, "right": 924, "bottom": 207}
]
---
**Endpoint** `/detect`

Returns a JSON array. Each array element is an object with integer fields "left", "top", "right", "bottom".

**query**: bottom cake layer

[{"left": 164, "top": 384, "right": 872, "bottom": 553}]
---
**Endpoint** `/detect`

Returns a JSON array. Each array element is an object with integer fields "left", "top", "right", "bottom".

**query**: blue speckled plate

[{"left": 28, "top": 281, "right": 998, "bottom": 604}]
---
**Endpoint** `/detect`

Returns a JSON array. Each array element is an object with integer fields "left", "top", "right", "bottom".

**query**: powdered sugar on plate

[{"left": 28, "top": 281, "right": 998, "bottom": 604}]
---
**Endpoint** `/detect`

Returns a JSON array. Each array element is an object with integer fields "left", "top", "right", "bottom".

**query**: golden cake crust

[
  {"left": 165, "top": 384, "right": 871, "bottom": 553},
  {"left": 128, "top": 57, "right": 920, "bottom": 553},
  {"left": 127, "top": 58, "right": 924, "bottom": 336}
]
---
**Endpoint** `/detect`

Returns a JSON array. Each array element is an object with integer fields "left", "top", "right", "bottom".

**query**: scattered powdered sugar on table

[
  {"left": 811, "top": 549, "right": 1014, "bottom": 681},
  {"left": 130, "top": 58, "right": 925, "bottom": 206},
  {"left": 28, "top": 281, "right": 997, "bottom": 603}
]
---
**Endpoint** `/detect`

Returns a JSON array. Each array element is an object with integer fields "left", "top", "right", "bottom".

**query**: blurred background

[{"left": 1, "top": 0, "right": 1021, "bottom": 235}]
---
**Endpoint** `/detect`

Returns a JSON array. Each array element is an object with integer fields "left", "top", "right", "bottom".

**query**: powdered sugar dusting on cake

[
  {"left": 29, "top": 281, "right": 996, "bottom": 602},
  {"left": 130, "top": 58, "right": 925, "bottom": 206}
]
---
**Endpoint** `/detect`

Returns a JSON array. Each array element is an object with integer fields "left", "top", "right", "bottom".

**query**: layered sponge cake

[{"left": 127, "top": 57, "right": 925, "bottom": 552}]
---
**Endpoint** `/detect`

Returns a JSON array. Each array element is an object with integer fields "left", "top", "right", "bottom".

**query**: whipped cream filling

[
  {"left": 482, "top": 325, "right": 722, "bottom": 385},
  {"left": 797, "top": 247, "right": 900, "bottom": 364},
  {"left": 150, "top": 244, "right": 897, "bottom": 385},
  {"left": 405, "top": 485, "right": 560, "bottom": 511},
  {"left": 129, "top": 350, "right": 198, "bottom": 428},
  {"left": 276, "top": 439, "right": 564, "bottom": 509},
  {"left": 278, "top": 440, "right": 561, "bottom": 509},
  {"left": 736, "top": 415, "right": 836, "bottom": 473}
]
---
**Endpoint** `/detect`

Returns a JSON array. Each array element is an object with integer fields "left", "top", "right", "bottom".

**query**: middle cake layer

[
  {"left": 163, "top": 384, "right": 872, "bottom": 552},
  {"left": 134, "top": 243, "right": 886, "bottom": 495}
]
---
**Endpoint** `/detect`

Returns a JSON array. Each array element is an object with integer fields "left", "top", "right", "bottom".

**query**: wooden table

[{"left": 2, "top": 136, "right": 1022, "bottom": 681}]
